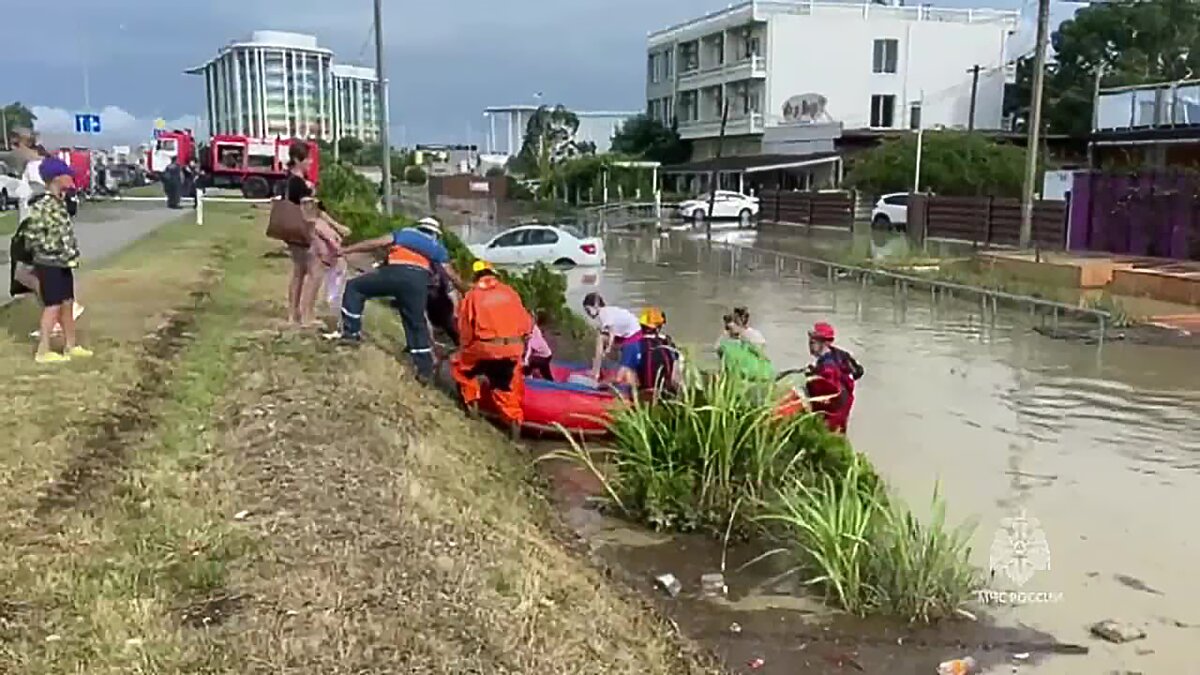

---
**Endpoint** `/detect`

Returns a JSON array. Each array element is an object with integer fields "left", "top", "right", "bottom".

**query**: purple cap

[{"left": 39, "top": 157, "right": 75, "bottom": 183}]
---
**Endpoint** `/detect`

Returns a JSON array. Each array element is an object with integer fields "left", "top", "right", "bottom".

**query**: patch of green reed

[
  {"left": 592, "top": 369, "right": 869, "bottom": 533},
  {"left": 762, "top": 455, "right": 981, "bottom": 622}
]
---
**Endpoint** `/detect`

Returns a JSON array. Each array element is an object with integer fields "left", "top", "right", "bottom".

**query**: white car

[
  {"left": 678, "top": 190, "right": 759, "bottom": 223},
  {"left": 470, "top": 224, "right": 605, "bottom": 267},
  {"left": 871, "top": 192, "right": 908, "bottom": 230},
  {"left": 0, "top": 161, "right": 22, "bottom": 212}
]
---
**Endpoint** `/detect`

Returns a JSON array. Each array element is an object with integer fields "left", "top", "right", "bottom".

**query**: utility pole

[
  {"left": 706, "top": 96, "right": 731, "bottom": 243},
  {"left": 913, "top": 90, "right": 925, "bottom": 193},
  {"left": 1019, "top": 0, "right": 1051, "bottom": 249},
  {"left": 373, "top": 0, "right": 393, "bottom": 215},
  {"left": 967, "top": 64, "right": 981, "bottom": 131},
  {"left": 1087, "top": 62, "right": 1106, "bottom": 166}
]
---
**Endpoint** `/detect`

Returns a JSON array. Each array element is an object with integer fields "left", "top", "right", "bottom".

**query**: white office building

[
  {"left": 646, "top": 1, "right": 1020, "bottom": 159},
  {"left": 186, "top": 30, "right": 381, "bottom": 142},
  {"left": 332, "top": 65, "right": 382, "bottom": 143}
]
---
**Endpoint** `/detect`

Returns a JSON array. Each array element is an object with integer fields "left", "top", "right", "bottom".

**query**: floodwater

[{"left": 463, "top": 219, "right": 1200, "bottom": 672}]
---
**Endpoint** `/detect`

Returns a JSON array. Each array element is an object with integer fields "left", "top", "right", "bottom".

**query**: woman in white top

[
  {"left": 582, "top": 292, "right": 642, "bottom": 379},
  {"left": 732, "top": 306, "right": 766, "bottom": 348}
]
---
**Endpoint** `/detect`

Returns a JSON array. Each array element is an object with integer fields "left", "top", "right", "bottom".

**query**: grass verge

[{"left": 0, "top": 203, "right": 718, "bottom": 673}]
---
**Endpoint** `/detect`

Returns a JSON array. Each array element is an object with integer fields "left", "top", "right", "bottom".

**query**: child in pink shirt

[{"left": 524, "top": 310, "right": 554, "bottom": 380}]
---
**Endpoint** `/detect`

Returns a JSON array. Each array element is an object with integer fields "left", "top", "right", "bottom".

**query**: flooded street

[{"left": 561, "top": 230, "right": 1200, "bottom": 673}]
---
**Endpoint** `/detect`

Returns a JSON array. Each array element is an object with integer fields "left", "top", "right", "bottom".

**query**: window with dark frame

[
  {"left": 872, "top": 39, "right": 898, "bottom": 74},
  {"left": 870, "top": 94, "right": 896, "bottom": 128}
]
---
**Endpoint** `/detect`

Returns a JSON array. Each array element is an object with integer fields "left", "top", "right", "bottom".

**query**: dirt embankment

[{"left": 0, "top": 205, "right": 719, "bottom": 674}]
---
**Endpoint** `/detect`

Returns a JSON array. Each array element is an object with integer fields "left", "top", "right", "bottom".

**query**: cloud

[{"left": 31, "top": 105, "right": 198, "bottom": 147}]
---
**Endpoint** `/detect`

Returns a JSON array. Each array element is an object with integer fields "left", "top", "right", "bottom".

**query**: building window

[
  {"left": 665, "top": 50, "right": 674, "bottom": 79},
  {"left": 648, "top": 54, "right": 658, "bottom": 84},
  {"left": 664, "top": 96, "right": 674, "bottom": 123},
  {"left": 909, "top": 101, "right": 922, "bottom": 130},
  {"left": 870, "top": 94, "right": 896, "bottom": 128},
  {"left": 872, "top": 39, "right": 898, "bottom": 74}
]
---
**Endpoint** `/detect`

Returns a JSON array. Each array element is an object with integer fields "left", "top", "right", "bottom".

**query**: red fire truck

[
  {"left": 147, "top": 131, "right": 319, "bottom": 198},
  {"left": 56, "top": 148, "right": 92, "bottom": 193}
]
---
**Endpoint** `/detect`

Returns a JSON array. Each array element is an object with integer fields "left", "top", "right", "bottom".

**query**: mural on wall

[{"left": 782, "top": 94, "right": 831, "bottom": 123}]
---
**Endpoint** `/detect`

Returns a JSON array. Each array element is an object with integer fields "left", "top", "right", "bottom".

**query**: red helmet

[{"left": 809, "top": 321, "right": 836, "bottom": 342}]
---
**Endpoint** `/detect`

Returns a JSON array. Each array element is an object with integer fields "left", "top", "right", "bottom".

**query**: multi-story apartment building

[
  {"left": 332, "top": 65, "right": 382, "bottom": 143},
  {"left": 646, "top": 1, "right": 1020, "bottom": 160},
  {"left": 186, "top": 31, "right": 381, "bottom": 142}
]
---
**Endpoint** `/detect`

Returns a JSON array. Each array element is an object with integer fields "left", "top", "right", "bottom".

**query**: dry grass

[{"left": 0, "top": 204, "right": 718, "bottom": 674}]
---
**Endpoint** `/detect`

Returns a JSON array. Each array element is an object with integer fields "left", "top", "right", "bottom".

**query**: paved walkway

[{"left": 1, "top": 202, "right": 188, "bottom": 306}]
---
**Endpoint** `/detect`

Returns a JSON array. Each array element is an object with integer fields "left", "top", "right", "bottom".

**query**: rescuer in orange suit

[{"left": 452, "top": 260, "right": 533, "bottom": 434}]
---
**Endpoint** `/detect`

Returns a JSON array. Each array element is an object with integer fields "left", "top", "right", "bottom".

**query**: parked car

[
  {"left": 678, "top": 190, "right": 759, "bottom": 223},
  {"left": 871, "top": 192, "right": 908, "bottom": 230},
  {"left": 0, "top": 161, "right": 22, "bottom": 212},
  {"left": 469, "top": 224, "right": 605, "bottom": 267}
]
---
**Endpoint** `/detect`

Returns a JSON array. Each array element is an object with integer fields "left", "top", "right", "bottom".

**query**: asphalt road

[{"left": 1, "top": 200, "right": 187, "bottom": 306}]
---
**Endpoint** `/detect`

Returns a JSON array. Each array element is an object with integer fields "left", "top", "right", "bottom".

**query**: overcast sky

[{"left": 9, "top": 0, "right": 1073, "bottom": 147}]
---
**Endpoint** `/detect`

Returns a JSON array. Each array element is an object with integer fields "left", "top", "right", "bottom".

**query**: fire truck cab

[{"left": 147, "top": 132, "right": 319, "bottom": 199}]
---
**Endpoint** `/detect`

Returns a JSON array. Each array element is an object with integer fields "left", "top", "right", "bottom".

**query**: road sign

[{"left": 74, "top": 113, "right": 102, "bottom": 135}]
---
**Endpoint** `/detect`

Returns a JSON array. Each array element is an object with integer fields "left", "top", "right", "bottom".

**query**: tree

[
  {"left": 404, "top": 165, "right": 427, "bottom": 185},
  {"left": 337, "top": 136, "right": 365, "bottom": 163},
  {"left": 610, "top": 114, "right": 692, "bottom": 165},
  {"left": 847, "top": 131, "right": 1026, "bottom": 197},
  {"left": 509, "top": 105, "right": 590, "bottom": 177},
  {"left": 1005, "top": 0, "right": 1200, "bottom": 136},
  {"left": 3, "top": 102, "right": 37, "bottom": 144}
]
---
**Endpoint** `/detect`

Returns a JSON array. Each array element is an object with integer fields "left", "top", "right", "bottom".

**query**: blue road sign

[{"left": 74, "top": 113, "right": 102, "bottom": 135}]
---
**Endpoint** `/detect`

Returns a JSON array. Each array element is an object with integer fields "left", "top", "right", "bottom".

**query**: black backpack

[
  {"left": 639, "top": 334, "right": 679, "bottom": 392},
  {"left": 833, "top": 347, "right": 865, "bottom": 381},
  {"left": 8, "top": 195, "right": 45, "bottom": 296}
]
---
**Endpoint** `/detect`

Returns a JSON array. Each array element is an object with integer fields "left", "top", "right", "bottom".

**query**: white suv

[
  {"left": 0, "top": 161, "right": 22, "bottom": 212},
  {"left": 871, "top": 192, "right": 908, "bottom": 230}
]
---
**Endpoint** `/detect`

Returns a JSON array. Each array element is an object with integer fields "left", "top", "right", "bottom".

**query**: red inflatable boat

[
  {"left": 437, "top": 359, "right": 816, "bottom": 438},
  {"left": 435, "top": 359, "right": 627, "bottom": 437}
]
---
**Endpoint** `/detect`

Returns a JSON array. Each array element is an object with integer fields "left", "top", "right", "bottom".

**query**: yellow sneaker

[
  {"left": 67, "top": 346, "right": 94, "bottom": 359},
  {"left": 35, "top": 351, "right": 71, "bottom": 364}
]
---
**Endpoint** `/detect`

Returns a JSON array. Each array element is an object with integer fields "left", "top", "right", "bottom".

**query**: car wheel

[
  {"left": 692, "top": 208, "right": 707, "bottom": 223},
  {"left": 552, "top": 257, "right": 576, "bottom": 268},
  {"left": 0, "top": 189, "right": 8, "bottom": 211},
  {"left": 242, "top": 176, "right": 270, "bottom": 199},
  {"left": 872, "top": 214, "right": 891, "bottom": 229}
]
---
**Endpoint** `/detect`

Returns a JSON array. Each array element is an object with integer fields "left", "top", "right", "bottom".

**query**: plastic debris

[
  {"left": 1090, "top": 619, "right": 1146, "bottom": 643},
  {"left": 654, "top": 573, "right": 681, "bottom": 597},
  {"left": 936, "top": 656, "right": 978, "bottom": 675},
  {"left": 233, "top": 510, "right": 250, "bottom": 520},
  {"left": 700, "top": 572, "right": 727, "bottom": 597},
  {"left": 747, "top": 657, "right": 765, "bottom": 669},
  {"left": 728, "top": 622, "right": 743, "bottom": 634}
]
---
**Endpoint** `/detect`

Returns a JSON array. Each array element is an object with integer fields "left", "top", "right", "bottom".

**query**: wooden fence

[
  {"left": 758, "top": 190, "right": 855, "bottom": 230},
  {"left": 907, "top": 195, "right": 1067, "bottom": 249}
]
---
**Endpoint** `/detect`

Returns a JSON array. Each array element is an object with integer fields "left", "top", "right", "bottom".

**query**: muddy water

[
  {"left": 547, "top": 230, "right": 1200, "bottom": 674},
  {"left": 453, "top": 214, "right": 1200, "bottom": 671}
]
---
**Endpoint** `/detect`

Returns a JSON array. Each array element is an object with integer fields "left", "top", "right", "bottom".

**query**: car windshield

[{"left": 558, "top": 224, "right": 585, "bottom": 239}]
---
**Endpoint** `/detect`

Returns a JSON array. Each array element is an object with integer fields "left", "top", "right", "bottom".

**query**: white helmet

[{"left": 415, "top": 216, "right": 442, "bottom": 239}]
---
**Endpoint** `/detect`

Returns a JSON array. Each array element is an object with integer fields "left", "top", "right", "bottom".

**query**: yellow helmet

[
  {"left": 472, "top": 259, "right": 494, "bottom": 274},
  {"left": 639, "top": 307, "right": 666, "bottom": 328}
]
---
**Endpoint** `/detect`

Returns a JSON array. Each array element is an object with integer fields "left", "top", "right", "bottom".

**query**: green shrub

[
  {"left": 762, "top": 457, "right": 980, "bottom": 622},
  {"left": 567, "top": 370, "right": 869, "bottom": 534},
  {"left": 404, "top": 165, "right": 428, "bottom": 185}
]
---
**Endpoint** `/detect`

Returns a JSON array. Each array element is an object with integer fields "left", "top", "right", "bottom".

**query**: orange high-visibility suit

[{"left": 452, "top": 275, "right": 533, "bottom": 425}]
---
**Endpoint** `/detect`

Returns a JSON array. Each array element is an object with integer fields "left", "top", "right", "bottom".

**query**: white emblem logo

[{"left": 989, "top": 510, "right": 1051, "bottom": 587}]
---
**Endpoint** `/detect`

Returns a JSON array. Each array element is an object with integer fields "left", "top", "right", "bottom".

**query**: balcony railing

[
  {"left": 1094, "top": 81, "right": 1200, "bottom": 131},
  {"left": 677, "top": 112, "right": 765, "bottom": 138},
  {"left": 678, "top": 55, "right": 767, "bottom": 84}
]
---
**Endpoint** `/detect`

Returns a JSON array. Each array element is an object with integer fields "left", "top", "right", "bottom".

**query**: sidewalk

[{"left": 1, "top": 202, "right": 187, "bottom": 306}]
